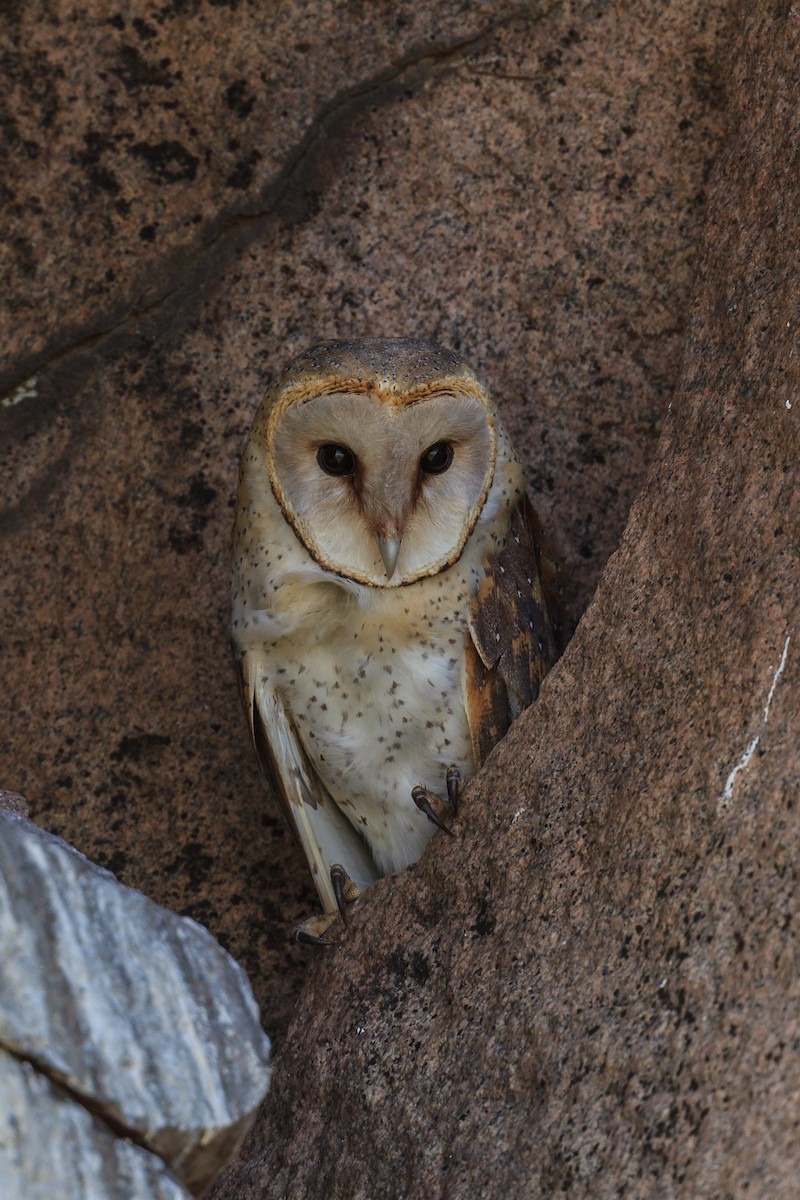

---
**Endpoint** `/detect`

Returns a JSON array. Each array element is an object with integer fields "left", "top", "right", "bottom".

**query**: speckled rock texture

[
  {"left": 0, "top": 809, "right": 271, "bottom": 1197},
  {"left": 1, "top": 0, "right": 740, "bottom": 1043},
  {"left": 210, "top": 4, "right": 800, "bottom": 1198},
  {"left": 0, "top": 788, "right": 29, "bottom": 817},
  {"left": 0, "top": 1050, "right": 191, "bottom": 1200}
]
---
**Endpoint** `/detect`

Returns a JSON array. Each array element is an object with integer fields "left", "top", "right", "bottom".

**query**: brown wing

[
  {"left": 464, "top": 495, "right": 560, "bottom": 767},
  {"left": 236, "top": 653, "right": 379, "bottom": 910}
]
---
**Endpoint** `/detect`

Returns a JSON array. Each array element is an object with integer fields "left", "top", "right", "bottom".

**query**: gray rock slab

[
  {"left": 0, "top": 810, "right": 271, "bottom": 1196},
  {"left": 0, "top": 1049, "right": 191, "bottom": 1200}
]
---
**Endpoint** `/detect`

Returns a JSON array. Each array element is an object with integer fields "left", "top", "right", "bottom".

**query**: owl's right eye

[{"left": 317, "top": 443, "right": 356, "bottom": 476}]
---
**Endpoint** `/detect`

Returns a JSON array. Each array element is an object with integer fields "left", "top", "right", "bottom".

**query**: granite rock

[
  {"left": 0, "top": 809, "right": 271, "bottom": 1197},
  {"left": 0, "top": 0, "right": 503, "bottom": 381},
  {"left": 0, "top": 0, "right": 739, "bottom": 1042},
  {"left": 212, "top": 3, "right": 800, "bottom": 1197},
  {"left": 0, "top": 789, "right": 29, "bottom": 817}
]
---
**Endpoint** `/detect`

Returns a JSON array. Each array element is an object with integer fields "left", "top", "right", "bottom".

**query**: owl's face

[{"left": 265, "top": 346, "right": 497, "bottom": 587}]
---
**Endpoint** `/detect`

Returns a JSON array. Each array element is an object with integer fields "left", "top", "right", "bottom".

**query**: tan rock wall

[
  {"left": 9, "top": 0, "right": 798, "bottom": 1195},
  {"left": 213, "top": 3, "right": 800, "bottom": 1197},
  {"left": 1, "top": 0, "right": 739, "bottom": 1045}
]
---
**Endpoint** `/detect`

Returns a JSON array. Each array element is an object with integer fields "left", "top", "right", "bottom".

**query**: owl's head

[{"left": 263, "top": 339, "right": 499, "bottom": 587}]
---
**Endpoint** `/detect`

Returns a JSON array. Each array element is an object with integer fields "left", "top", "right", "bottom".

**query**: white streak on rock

[
  {"left": 0, "top": 377, "right": 38, "bottom": 408},
  {"left": 763, "top": 635, "right": 790, "bottom": 722},
  {"left": 719, "top": 634, "right": 791, "bottom": 808}
]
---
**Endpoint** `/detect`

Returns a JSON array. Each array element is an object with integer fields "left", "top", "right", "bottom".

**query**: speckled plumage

[{"left": 231, "top": 339, "right": 556, "bottom": 914}]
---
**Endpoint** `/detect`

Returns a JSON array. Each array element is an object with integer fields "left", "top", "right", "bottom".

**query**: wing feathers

[
  {"left": 465, "top": 496, "right": 559, "bottom": 767},
  {"left": 237, "top": 655, "right": 379, "bottom": 909}
]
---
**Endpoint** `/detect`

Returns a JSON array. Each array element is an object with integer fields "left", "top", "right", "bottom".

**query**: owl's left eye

[
  {"left": 317, "top": 443, "right": 356, "bottom": 476},
  {"left": 420, "top": 442, "right": 454, "bottom": 475}
]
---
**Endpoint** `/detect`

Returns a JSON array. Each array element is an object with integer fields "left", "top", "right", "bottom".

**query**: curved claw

[
  {"left": 330, "top": 863, "right": 352, "bottom": 925},
  {"left": 446, "top": 765, "right": 461, "bottom": 815},
  {"left": 293, "top": 866, "right": 362, "bottom": 946},
  {"left": 293, "top": 925, "right": 336, "bottom": 947},
  {"left": 412, "top": 785, "right": 454, "bottom": 835},
  {"left": 293, "top": 905, "right": 344, "bottom": 946}
]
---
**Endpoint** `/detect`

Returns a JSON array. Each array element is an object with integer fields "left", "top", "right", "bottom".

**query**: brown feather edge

[
  {"left": 463, "top": 638, "right": 511, "bottom": 768},
  {"left": 464, "top": 495, "right": 560, "bottom": 767}
]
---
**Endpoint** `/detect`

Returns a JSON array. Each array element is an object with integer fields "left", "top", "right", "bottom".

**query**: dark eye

[
  {"left": 317, "top": 443, "right": 356, "bottom": 476},
  {"left": 420, "top": 442, "right": 454, "bottom": 475}
]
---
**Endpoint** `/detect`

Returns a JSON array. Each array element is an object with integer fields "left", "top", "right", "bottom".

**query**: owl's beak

[{"left": 377, "top": 535, "right": 401, "bottom": 579}]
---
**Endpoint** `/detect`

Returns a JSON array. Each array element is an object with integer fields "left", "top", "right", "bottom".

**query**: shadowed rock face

[
  {"left": 0, "top": 0, "right": 737, "bottom": 1043},
  {"left": 211, "top": 4, "right": 800, "bottom": 1198}
]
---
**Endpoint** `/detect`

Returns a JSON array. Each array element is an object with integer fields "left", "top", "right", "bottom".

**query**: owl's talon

[
  {"left": 294, "top": 926, "right": 336, "bottom": 947},
  {"left": 293, "top": 907, "right": 345, "bottom": 946},
  {"left": 446, "top": 765, "right": 461, "bottom": 815},
  {"left": 330, "top": 862, "right": 361, "bottom": 924},
  {"left": 294, "top": 868, "right": 362, "bottom": 945},
  {"left": 331, "top": 863, "right": 349, "bottom": 924},
  {"left": 412, "top": 785, "right": 454, "bottom": 835}
]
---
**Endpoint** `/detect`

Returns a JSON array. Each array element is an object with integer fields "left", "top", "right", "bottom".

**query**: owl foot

[
  {"left": 293, "top": 864, "right": 362, "bottom": 946},
  {"left": 293, "top": 909, "right": 343, "bottom": 946},
  {"left": 412, "top": 785, "right": 454, "bottom": 835}
]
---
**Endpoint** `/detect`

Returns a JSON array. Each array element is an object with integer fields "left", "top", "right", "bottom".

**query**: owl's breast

[{"left": 266, "top": 598, "right": 475, "bottom": 873}]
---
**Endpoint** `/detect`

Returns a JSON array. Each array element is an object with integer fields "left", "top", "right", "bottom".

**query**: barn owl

[{"left": 231, "top": 338, "right": 558, "bottom": 941}]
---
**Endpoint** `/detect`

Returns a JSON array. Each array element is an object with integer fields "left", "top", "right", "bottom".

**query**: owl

[{"left": 231, "top": 338, "right": 558, "bottom": 942}]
